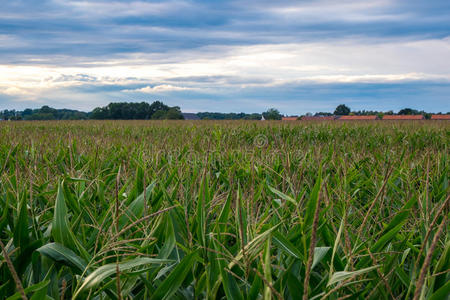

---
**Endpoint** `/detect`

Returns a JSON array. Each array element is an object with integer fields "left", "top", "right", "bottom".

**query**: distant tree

[
  {"left": 151, "top": 110, "right": 166, "bottom": 120},
  {"left": 23, "top": 109, "right": 33, "bottom": 116},
  {"left": 262, "top": 108, "right": 282, "bottom": 120},
  {"left": 165, "top": 107, "right": 184, "bottom": 119},
  {"left": 28, "top": 113, "right": 55, "bottom": 120},
  {"left": 90, "top": 107, "right": 108, "bottom": 119},
  {"left": 90, "top": 101, "right": 175, "bottom": 120},
  {"left": 334, "top": 104, "right": 350, "bottom": 115},
  {"left": 398, "top": 108, "right": 420, "bottom": 115},
  {"left": 35, "top": 106, "right": 61, "bottom": 119},
  {"left": 149, "top": 101, "right": 169, "bottom": 116},
  {"left": 314, "top": 112, "right": 332, "bottom": 116},
  {"left": 243, "top": 113, "right": 262, "bottom": 120},
  {"left": 197, "top": 112, "right": 262, "bottom": 120}
]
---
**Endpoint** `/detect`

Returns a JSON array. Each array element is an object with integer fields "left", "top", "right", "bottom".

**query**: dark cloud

[
  {"left": 0, "top": 1, "right": 449, "bottom": 112},
  {"left": 1, "top": 0, "right": 449, "bottom": 61}
]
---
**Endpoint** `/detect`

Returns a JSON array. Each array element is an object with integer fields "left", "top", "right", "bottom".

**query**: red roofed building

[
  {"left": 431, "top": 114, "right": 450, "bottom": 120},
  {"left": 382, "top": 115, "right": 424, "bottom": 120},
  {"left": 301, "top": 116, "right": 335, "bottom": 121},
  {"left": 338, "top": 115, "right": 378, "bottom": 120},
  {"left": 282, "top": 116, "right": 299, "bottom": 121}
]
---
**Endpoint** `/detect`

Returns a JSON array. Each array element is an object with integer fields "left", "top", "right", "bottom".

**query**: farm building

[
  {"left": 182, "top": 113, "right": 200, "bottom": 120},
  {"left": 301, "top": 116, "right": 335, "bottom": 121},
  {"left": 431, "top": 114, "right": 450, "bottom": 120},
  {"left": 382, "top": 115, "right": 424, "bottom": 120},
  {"left": 282, "top": 116, "right": 298, "bottom": 121},
  {"left": 338, "top": 115, "right": 378, "bottom": 120}
]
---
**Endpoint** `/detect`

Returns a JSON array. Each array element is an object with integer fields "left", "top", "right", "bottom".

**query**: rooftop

[
  {"left": 282, "top": 116, "right": 298, "bottom": 121},
  {"left": 182, "top": 113, "right": 200, "bottom": 120},
  {"left": 431, "top": 114, "right": 450, "bottom": 120},
  {"left": 338, "top": 115, "right": 378, "bottom": 120},
  {"left": 382, "top": 115, "right": 424, "bottom": 120},
  {"left": 301, "top": 116, "right": 335, "bottom": 121}
]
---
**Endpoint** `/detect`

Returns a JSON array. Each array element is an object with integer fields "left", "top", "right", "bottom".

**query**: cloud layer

[{"left": 1, "top": 0, "right": 449, "bottom": 113}]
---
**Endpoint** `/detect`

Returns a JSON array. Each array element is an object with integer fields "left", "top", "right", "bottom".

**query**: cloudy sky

[{"left": 1, "top": 0, "right": 449, "bottom": 113}]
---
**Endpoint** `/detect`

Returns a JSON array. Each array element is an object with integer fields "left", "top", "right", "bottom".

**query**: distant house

[
  {"left": 338, "top": 115, "right": 378, "bottom": 120},
  {"left": 382, "top": 115, "right": 424, "bottom": 120},
  {"left": 182, "top": 113, "right": 200, "bottom": 120},
  {"left": 301, "top": 116, "right": 335, "bottom": 121},
  {"left": 431, "top": 114, "right": 450, "bottom": 120},
  {"left": 282, "top": 116, "right": 298, "bottom": 121}
]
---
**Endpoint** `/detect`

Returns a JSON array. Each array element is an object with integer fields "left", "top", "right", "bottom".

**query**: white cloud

[
  {"left": 256, "top": 0, "right": 409, "bottom": 23},
  {"left": 57, "top": 0, "right": 192, "bottom": 18},
  {"left": 1, "top": 87, "right": 32, "bottom": 96},
  {"left": 1, "top": 37, "right": 449, "bottom": 102},
  {"left": 0, "top": 34, "right": 28, "bottom": 48},
  {"left": 124, "top": 84, "right": 193, "bottom": 93}
]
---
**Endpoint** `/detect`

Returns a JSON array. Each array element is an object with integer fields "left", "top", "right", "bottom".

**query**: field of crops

[{"left": 0, "top": 120, "right": 448, "bottom": 300}]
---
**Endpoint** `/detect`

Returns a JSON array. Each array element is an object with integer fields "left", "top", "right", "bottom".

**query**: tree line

[
  {"left": 0, "top": 101, "right": 184, "bottom": 120},
  {"left": 196, "top": 108, "right": 283, "bottom": 120},
  {"left": 318, "top": 104, "right": 445, "bottom": 119},
  {"left": 90, "top": 101, "right": 183, "bottom": 120},
  {"left": 1, "top": 103, "right": 447, "bottom": 121}
]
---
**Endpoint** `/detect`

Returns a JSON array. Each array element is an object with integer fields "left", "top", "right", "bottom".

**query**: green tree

[
  {"left": 398, "top": 108, "right": 419, "bottom": 115},
  {"left": 151, "top": 110, "right": 166, "bottom": 120},
  {"left": 165, "top": 107, "right": 184, "bottom": 119},
  {"left": 262, "top": 108, "right": 282, "bottom": 120},
  {"left": 90, "top": 101, "right": 174, "bottom": 120},
  {"left": 334, "top": 104, "right": 350, "bottom": 115}
]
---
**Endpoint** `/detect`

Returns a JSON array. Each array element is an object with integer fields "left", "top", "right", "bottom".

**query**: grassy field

[{"left": 0, "top": 120, "right": 448, "bottom": 299}]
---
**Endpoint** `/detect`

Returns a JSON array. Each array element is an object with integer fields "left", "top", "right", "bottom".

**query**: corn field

[{"left": 0, "top": 120, "right": 448, "bottom": 299}]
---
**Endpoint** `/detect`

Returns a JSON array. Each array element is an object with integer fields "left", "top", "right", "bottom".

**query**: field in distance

[{"left": 0, "top": 120, "right": 448, "bottom": 299}]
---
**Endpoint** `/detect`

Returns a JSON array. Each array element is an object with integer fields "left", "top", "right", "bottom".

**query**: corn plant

[{"left": 0, "top": 120, "right": 448, "bottom": 299}]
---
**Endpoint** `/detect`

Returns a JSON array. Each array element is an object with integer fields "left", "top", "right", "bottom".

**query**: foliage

[
  {"left": 197, "top": 112, "right": 262, "bottom": 120},
  {"left": 0, "top": 120, "right": 448, "bottom": 299},
  {"left": 314, "top": 112, "right": 333, "bottom": 116},
  {"left": 0, "top": 101, "right": 183, "bottom": 121},
  {"left": 0, "top": 106, "right": 88, "bottom": 120},
  {"left": 90, "top": 101, "right": 183, "bottom": 120},
  {"left": 398, "top": 108, "right": 422, "bottom": 115},
  {"left": 334, "top": 104, "right": 351, "bottom": 115},
  {"left": 262, "top": 108, "right": 282, "bottom": 120}
]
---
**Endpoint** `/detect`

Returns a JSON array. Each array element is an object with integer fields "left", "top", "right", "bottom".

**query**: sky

[{"left": 0, "top": 0, "right": 449, "bottom": 114}]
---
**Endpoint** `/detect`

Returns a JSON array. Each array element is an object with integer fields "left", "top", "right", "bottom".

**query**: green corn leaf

[
  {"left": 267, "top": 185, "right": 297, "bottom": 205},
  {"left": 330, "top": 216, "right": 345, "bottom": 276},
  {"left": 52, "top": 182, "right": 89, "bottom": 261},
  {"left": 273, "top": 231, "right": 304, "bottom": 260},
  {"left": 215, "top": 192, "right": 231, "bottom": 235},
  {"left": 13, "top": 193, "right": 29, "bottom": 253},
  {"left": 328, "top": 265, "right": 379, "bottom": 287},
  {"left": 6, "top": 280, "right": 50, "bottom": 300},
  {"left": 263, "top": 236, "right": 272, "bottom": 300},
  {"left": 429, "top": 280, "right": 450, "bottom": 300},
  {"left": 157, "top": 213, "right": 176, "bottom": 259},
  {"left": 119, "top": 182, "right": 156, "bottom": 229},
  {"left": 37, "top": 242, "right": 87, "bottom": 273},
  {"left": 312, "top": 247, "right": 330, "bottom": 270},
  {"left": 76, "top": 257, "right": 171, "bottom": 296},
  {"left": 151, "top": 251, "right": 200, "bottom": 300},
  {"left": 213, "top": 239, "right": 244, "bottom": 300},
  {"left": 304, "top": 167, "right": 322, "bottom": 231}
]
